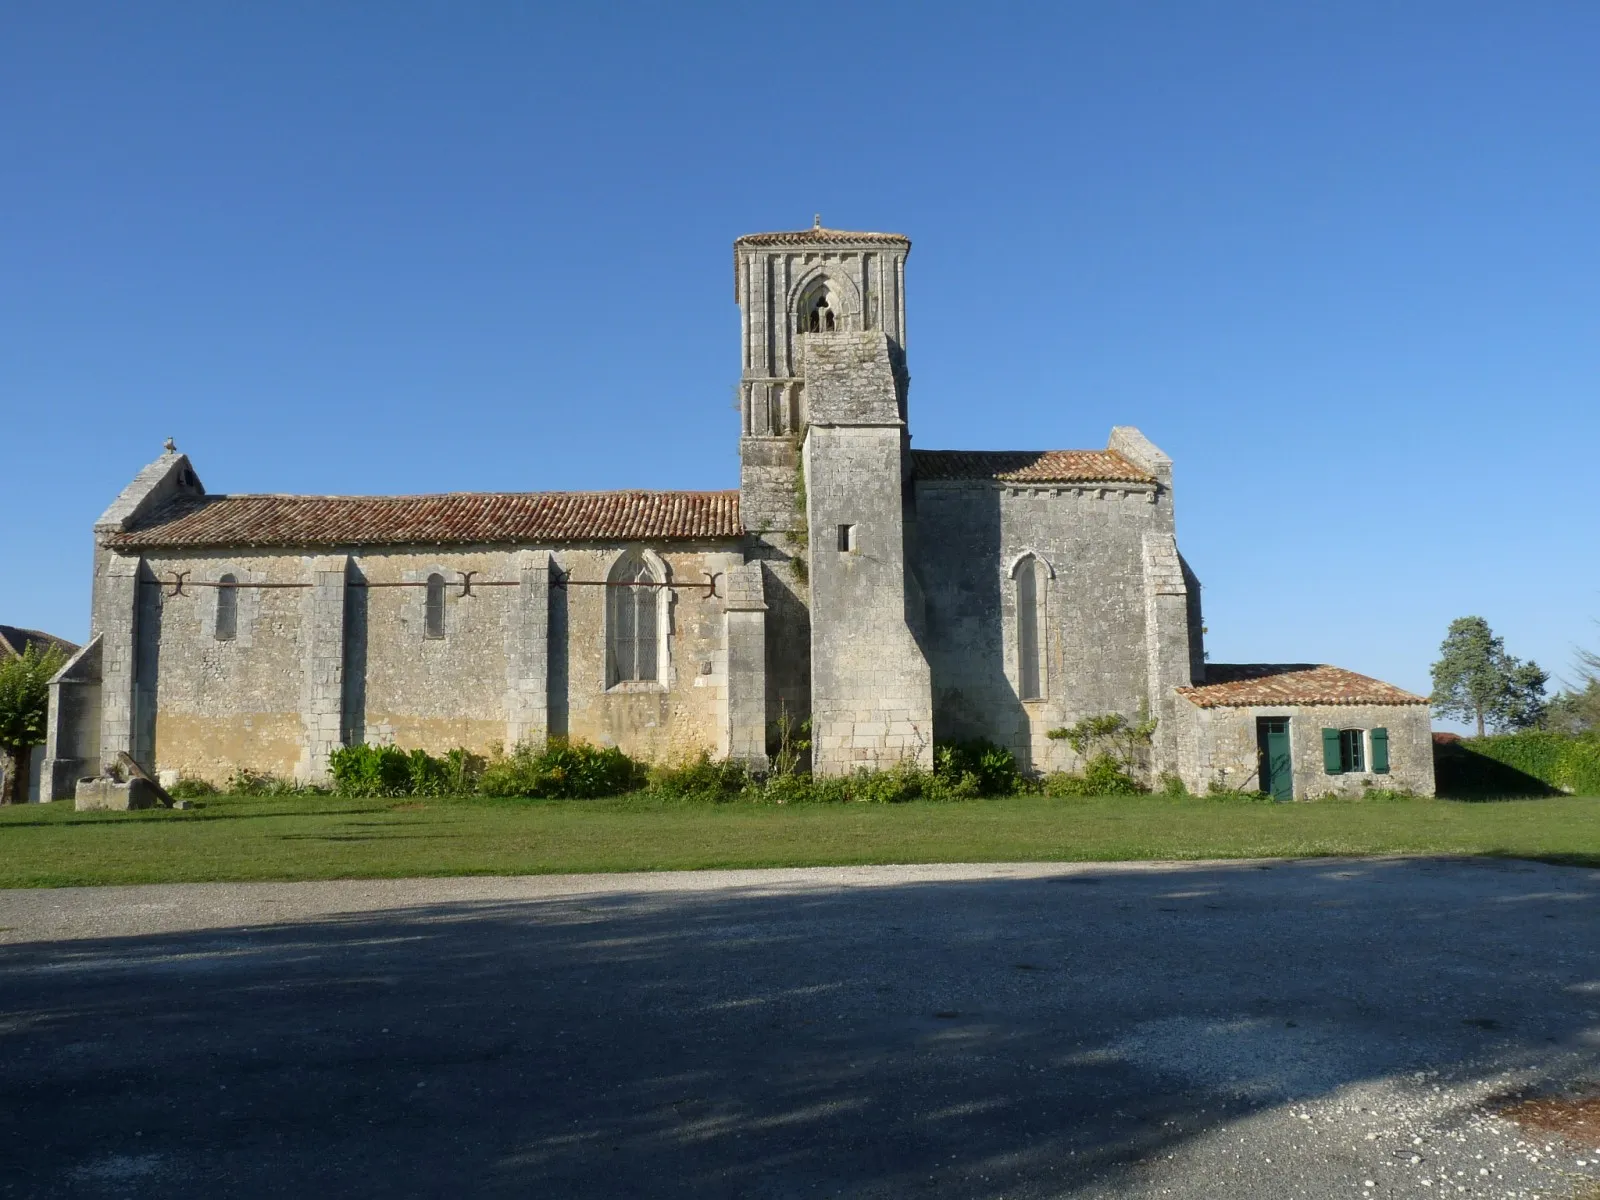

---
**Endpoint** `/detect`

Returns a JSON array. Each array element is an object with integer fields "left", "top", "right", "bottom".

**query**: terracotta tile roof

[
  {"left": 1178, "top": 664, "right": 1426, "bottom": 708},
  {"left": 106, "top": 490, "right": 743, "bottom": 550},
  {"left": 736, "top": 226, "right": 909, "bottom": 248},
  {"left": 912, "top": 449, "right": 1155, "bottom": 485}
]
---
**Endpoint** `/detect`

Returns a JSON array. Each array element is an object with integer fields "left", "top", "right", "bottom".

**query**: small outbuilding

[{"left": 1174, "top": 664, "right": 1434, "bottom": 799}]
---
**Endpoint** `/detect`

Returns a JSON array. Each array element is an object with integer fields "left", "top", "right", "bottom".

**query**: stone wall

[
  {"left": 86, "top": 542, "right": 747, "bottom": 786},
  {"left": 42, "top": 637, "right": 103, "bottom": 801},
  {"left": 1173, "top": 700, "right": 1436, "bottom": 797},
  {"left": 805, "top": 426, "right": 933, "bottom": 772},
  {"left": 801, "top": 330, "right": 933, "bottom": 774},
  {"left": 915, "top": 477, "right": 1192, "bottom": 774}
]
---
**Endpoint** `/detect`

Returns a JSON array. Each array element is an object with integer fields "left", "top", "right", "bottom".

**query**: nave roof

[{"left": 105, "top": 489, "right": 743, "bottom": 550}]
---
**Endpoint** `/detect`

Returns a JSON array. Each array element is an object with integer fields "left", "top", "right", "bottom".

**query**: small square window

[
  {"left": 837, "top": 524, "right": 857, "bottom": 553},
  {"left": 1338, "top": 729, "right": 1365, "bottom": 773}
]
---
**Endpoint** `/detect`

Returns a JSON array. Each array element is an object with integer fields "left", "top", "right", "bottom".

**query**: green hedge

[{"left": 1435, "top": 732, "right": 1600, "bottom": 797}]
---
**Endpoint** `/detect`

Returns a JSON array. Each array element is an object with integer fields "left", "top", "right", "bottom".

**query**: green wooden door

[{"left": 1257, "top": 718, "right": 1293, "bottom": 800}]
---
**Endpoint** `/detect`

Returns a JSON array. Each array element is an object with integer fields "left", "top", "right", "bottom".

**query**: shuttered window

[
  {"left": 215, "top": 575, "right": 238, "bottom": 641},
  {"left": 1340, "top": 729, "right": 1365, "bottom": 773},
  {"left": 424, "top": 574, "right": 447, "bottom": 639},
  {"left": 1370, "top": 728, "right": 1390, "bottom": 774},
  {"left": 1324, "top": 728, "right": 1367, "bottom": 773}
]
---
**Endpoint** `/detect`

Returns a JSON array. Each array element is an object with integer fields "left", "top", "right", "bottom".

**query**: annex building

[{"left": 43, "top": 223, "right": 1434, "bottom": 800}]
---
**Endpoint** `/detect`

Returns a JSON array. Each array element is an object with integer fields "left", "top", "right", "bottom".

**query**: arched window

[
  {"left": 799, "top": 282, "right": 838, "bottom": 333},
  {"left": 1013, "top": 556, "right": 1045, "bottom": 700},
  {"left": 424, "top": 573, "right": 447, "bottom": 640},
  {"left": 215, "top": 574, "right": 238, "bottom": 641},
  {"left": 607, "top": 554, "right": 660, "bottom": 685}
]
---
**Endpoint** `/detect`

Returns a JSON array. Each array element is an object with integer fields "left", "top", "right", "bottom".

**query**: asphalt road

[{"left": 1, "top": 858, "right": 1597, "bottom": 1199}]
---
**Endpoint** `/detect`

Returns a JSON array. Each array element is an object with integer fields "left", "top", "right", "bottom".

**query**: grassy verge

[{"left": 0, "top": 792, "right": 1597, "bottom": 889}]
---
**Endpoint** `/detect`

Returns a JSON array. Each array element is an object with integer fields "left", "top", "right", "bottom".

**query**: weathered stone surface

[
  {"left": 74, "top": 777, "right": 161, "bottom": 812},
  {"left": 915, "top": 478, "right": 1184, "bottom": 774},
  {"left": 1173, "top": 699, "right": 1435, "bottom": 798}
]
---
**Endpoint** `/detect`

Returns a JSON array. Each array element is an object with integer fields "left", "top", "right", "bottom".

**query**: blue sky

[{"left": 3, "top": 3, "right": 1597, "bottom": 715}]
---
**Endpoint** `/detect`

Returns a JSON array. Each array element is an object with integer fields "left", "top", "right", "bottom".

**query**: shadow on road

[{"left": 1, "top": 857, "right": 1596, "bottom": 1197}]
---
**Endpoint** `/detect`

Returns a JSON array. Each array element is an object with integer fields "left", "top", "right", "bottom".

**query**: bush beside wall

[{"left": 1434, "top": 731, "right": 1600, "bottom": 797}]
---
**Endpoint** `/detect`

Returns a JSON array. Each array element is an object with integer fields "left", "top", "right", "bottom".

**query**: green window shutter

[
  {"left": 1370, "top": 728, "right": 1390, "bottom": 774},
  {"left": 1322, "top": 728, "right": 1343, "bottom": 774}
]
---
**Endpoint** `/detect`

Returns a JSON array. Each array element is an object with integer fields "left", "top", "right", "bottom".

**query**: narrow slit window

[
  {"left": 215, "top": 575, "right": 237, "bottom": 641},
  {"left": 1014, "top": 556, "right": 1043, "bottom": 701},
  {"left": 424, "top": 573, "right": 447, "bottom": 639},
  {"left": 837, "top": 523, "right": 856, "bottom": 553}
]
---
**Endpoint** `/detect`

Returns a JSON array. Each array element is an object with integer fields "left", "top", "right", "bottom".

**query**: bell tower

[
  {"left": 733, "top": 219, "right": 910, "bottom": 534},
  {"left": 733, "top": 220, "right": 931, "bottom": 773}
]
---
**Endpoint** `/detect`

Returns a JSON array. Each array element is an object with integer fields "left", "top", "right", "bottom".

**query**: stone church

[{"left": 43, "top": 222, "right": 1434, "bottom": 800}]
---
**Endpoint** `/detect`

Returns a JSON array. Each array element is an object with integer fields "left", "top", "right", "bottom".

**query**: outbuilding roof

[
  {"left": 1177, "top": 664, "right": 1426, "bottom": 708},
  {"left": 104, "top": 490, "right": 743, "bottom": 550},
  {"left": 911, "top": 449, "right": 1154, "bottom": 485}
]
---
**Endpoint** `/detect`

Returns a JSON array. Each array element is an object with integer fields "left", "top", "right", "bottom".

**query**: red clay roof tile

[
  {"left": 106, "top": 490, "right": 743, "bottom": 550},
  {"left": 1178, "top": 664, "right": 1426, "bottom": 708},
  {"left": 735, "top": 226, "right": 909, "bottom": 248},
  {"left": 912, "top": 449, "right": 1154, "bottom": 485}
]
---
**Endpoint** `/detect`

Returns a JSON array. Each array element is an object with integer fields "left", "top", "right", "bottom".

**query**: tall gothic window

[
  {"left": 424, "top": 573, "right": 447, "bottom": 639},
  {"left": 215, "top": 574, "right": 238, "bottom": 641},
  {"left": 1013, "top": 556, "right": 1045, "bottom": 701},
  {"left": 607, "top": 554, "right": 660, "bottom": 685}
]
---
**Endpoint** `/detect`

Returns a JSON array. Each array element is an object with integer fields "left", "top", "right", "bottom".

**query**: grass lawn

[{"left": 0, "top": 791, "right": 1597, "bottom": 888}]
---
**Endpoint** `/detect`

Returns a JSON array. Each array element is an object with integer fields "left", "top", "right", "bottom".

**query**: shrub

[
  {"left": 1043, "top": 752, "right": 1147, "bottom": 798},
  {"left": 1470, "top": 731, "right": 1600, "bottom": 795},
  {"left": 934, "top": 739, "right": 1020, "bottom": 795},
  {"left": 1354, "top": 786, "right": 1418, "bottom": 802},
  {"left": 1434, "top": 731, "right": 1600, "bottom": 797},
  {"left": 846, "top": 762, "right": 927, "bottom": 804},
  {"left": 406, "top": 748, "right": 452, "bottom": 797},
  {"left": 168, "top": 777, "right": 218, "bottom": 799},
  {"left": 648, "top": 752, "right": 751, "bottom": 801},
  {"left": 928, "top": 768, "right": 984, "bottom": 801},
  {"left": 327, "top": 744, "right": 485, "bottom": 798},
  {"left": 766, "top": 707, "right": 811, "bottom": 777},
  {"left": 478, "top": 739, "right": 641, "bottom": 799},
  {"left": 1157, "top": 772, "right": 1190, "bottom": 799},
  {"left": 741, "top": 762, "right": 984, "bottom": 805},
  {"left": 1046, "top": 712, "right": 1157, "bottom": 784},
  {"left": 225, "top": 767, "right": 312, "bottom": 796},
  {"left": 328, "top": 744, "right": 412, "bottom": 797},
  {"left": 1202, "top": 778, "right": 1272, "bottom": 802},
  {"left": 758, "top": 771, "right": 817, "bottom": 806}
]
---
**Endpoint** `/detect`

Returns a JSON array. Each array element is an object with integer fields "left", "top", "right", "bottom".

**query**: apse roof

[{"left": 911, "top": 449, "right": 1155, "bottom": 485}]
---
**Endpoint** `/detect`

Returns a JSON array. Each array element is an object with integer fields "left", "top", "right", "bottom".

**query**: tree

[
  {"left": 1544, "top": 622, "right": 1600, "bottom": 735},
  {"left": 1429, "top": 616, "right": 1548, "bottom": 737},
  {"left": 1544, "top": 681, "right": 1600, "bottom": 735},
  {"left": 0, "top": 642, "right": 68, "bottom": 804}
]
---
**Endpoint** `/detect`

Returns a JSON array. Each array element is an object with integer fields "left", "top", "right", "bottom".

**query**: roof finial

[
  {"left": 164, "top": 437, "right": 177, "bottom": 454},
  {"left": 813, "top": 213, "right": 821, "bottom": 229}
]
